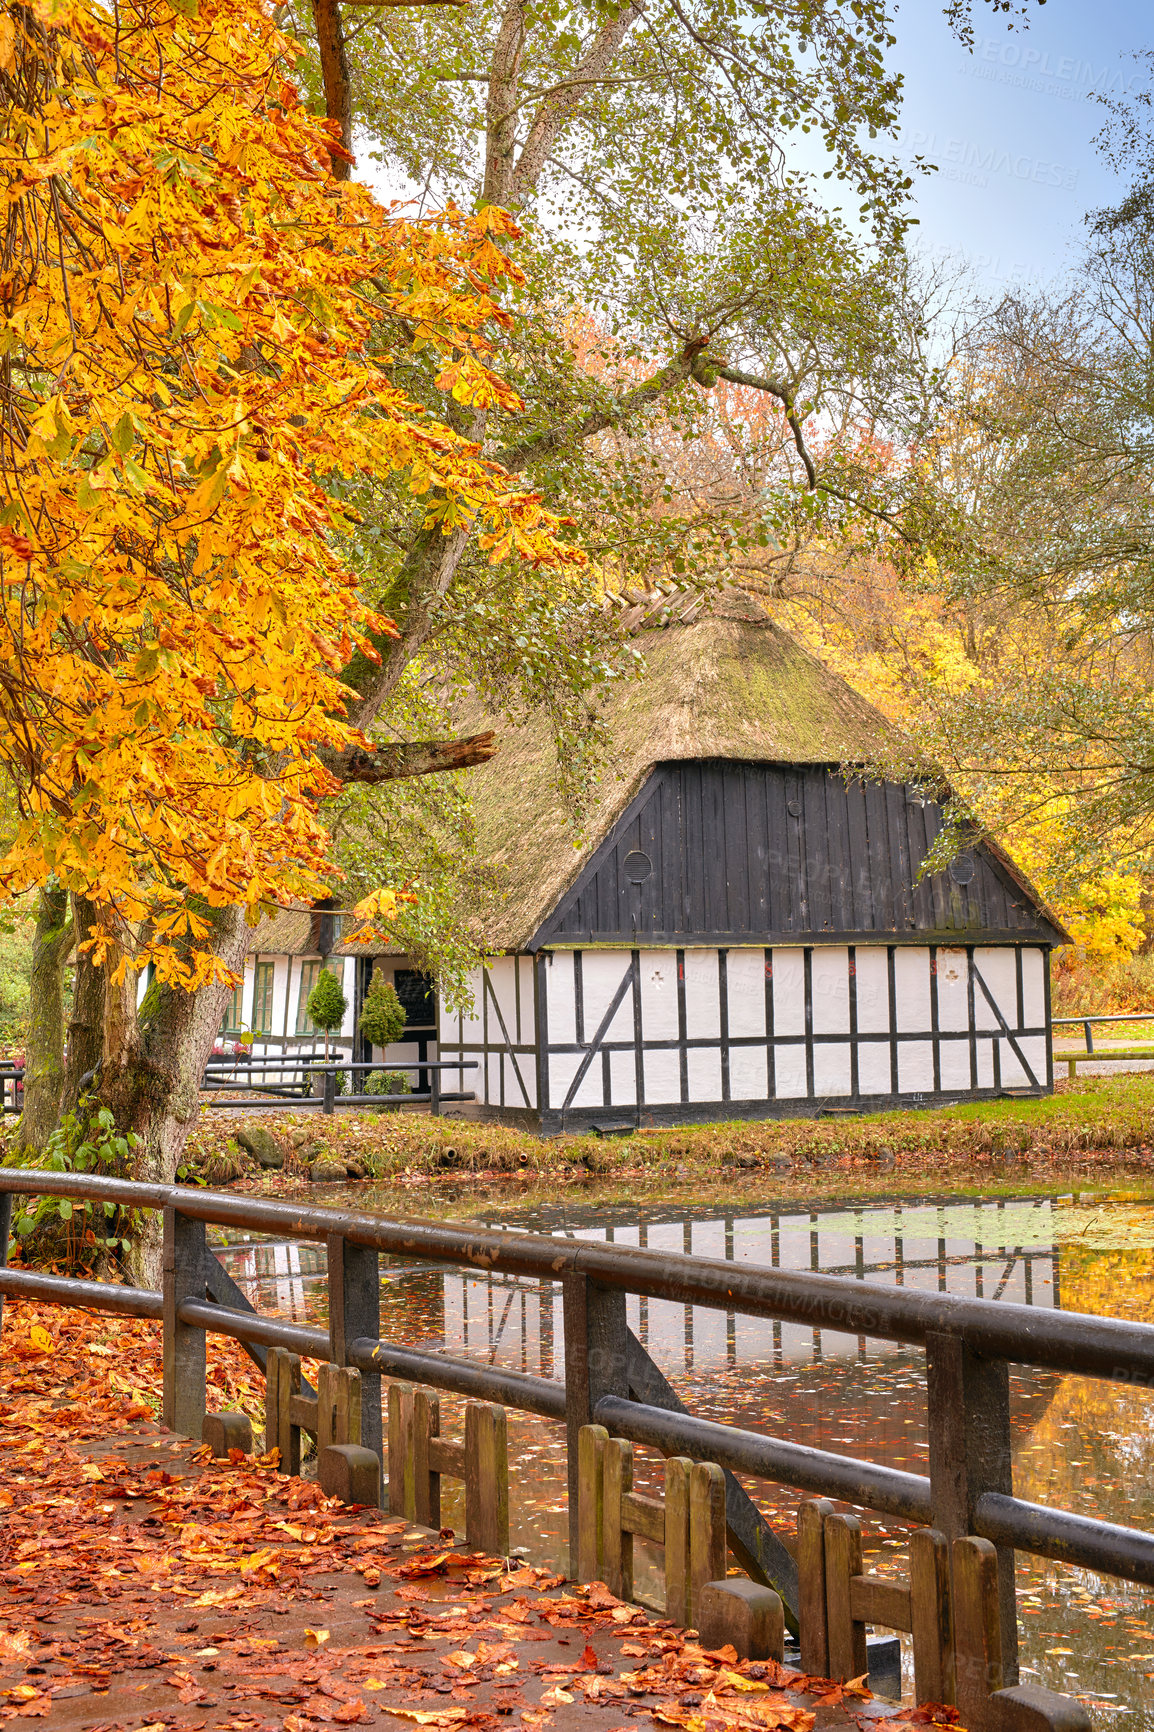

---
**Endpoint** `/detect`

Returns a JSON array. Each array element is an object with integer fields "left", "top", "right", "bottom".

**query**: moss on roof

[
  {"left": 246, "top": 908, "right": 316, "bottom": 957},
  {"left": 461, "top": 595, "right": 889, "bottom": 951}
]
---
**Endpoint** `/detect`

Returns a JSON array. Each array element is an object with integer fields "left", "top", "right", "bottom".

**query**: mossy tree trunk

[
  {"left": 98, "top": 903, "right": 249, "bottom": 1288},
  {"left": 61, "top": 896, "right": 106, "bottom": 1115},
  {"left": 17, "top": 884, "right": 74, "bottom": 1153}
]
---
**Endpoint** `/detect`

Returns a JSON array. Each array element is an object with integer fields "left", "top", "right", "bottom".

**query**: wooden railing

[{"left": 2, "top": 1171, "right": 1145, "bottom": 1731}]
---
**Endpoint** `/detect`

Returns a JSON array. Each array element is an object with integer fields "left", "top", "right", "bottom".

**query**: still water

[{"left": 214, "top": 1195, "right": 1154, "bottom": 1727}]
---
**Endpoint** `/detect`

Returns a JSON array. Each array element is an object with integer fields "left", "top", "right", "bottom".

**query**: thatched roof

[
  {"left": 463, "top": 593, "right": 890, "bottom": 952},
  {"left": 246, "top": 908, "right": 318, "bottom": 958}
]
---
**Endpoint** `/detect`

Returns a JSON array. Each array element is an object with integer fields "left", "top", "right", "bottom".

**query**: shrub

[
  {"left": 4, "top": 1103, "right": 140, "bottom": 1272},
  {"left": 358, "top": 971, "right": 407, "bottom": 1049},
  {"left": 364, "top": 1069, "right": 412, "bottom": 1096},
  {"left": 307, "top": 967, "right": 348, "bottom": 1057}
]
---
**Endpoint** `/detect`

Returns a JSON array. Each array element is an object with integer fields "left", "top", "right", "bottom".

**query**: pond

[{"left": 213, "top": 1193, "right": 1154, "bottom": 1728}]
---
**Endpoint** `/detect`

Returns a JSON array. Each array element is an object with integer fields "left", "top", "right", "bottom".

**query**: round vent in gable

[{"left": 623, "top": 850, "right": 653, "bottom": 884}]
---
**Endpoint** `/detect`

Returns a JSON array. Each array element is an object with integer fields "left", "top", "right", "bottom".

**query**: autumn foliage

[{"left": 0, "top": 0, "right": 575, "bottom": 988}]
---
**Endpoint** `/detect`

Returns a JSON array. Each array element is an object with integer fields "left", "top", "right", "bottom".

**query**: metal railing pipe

[
  {"left": 347, "top": 1337, "right": 568, "bottom": 1422},
  {"left": 593, "top": 1394, "right": 934, "bottom": 1523},
  {"left": 176, "top": 1299, "right": 329, "bottom": 1361},
  {"left": 975, "top": 1491, "right": 1154, "bottom": 1588},
  {"left": 0, "top": 1266, "right": 163, "bottom": 1319}
]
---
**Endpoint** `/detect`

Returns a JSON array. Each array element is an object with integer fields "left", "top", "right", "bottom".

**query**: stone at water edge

[
  {"left": 235, "top": 1125, "right": 284, "bottom": 1169},
  {"left": 310, "top": 1159, "right": 347, "bottom": 1183}
]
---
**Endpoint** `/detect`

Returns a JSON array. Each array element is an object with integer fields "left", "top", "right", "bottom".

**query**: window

[
  {"left": 296, "top": 960, "right": 322, "bottom": 1034},
  {"left": 221, "top": 981, "right": 244, "bottom": 1034},
  {"left": 252, "top": 960, "right": 275, "bottom": 1035}
]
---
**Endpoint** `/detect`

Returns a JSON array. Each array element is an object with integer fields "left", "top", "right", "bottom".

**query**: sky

[{"left": 889, "top": 0, "right": 1151, "bottom": 291}]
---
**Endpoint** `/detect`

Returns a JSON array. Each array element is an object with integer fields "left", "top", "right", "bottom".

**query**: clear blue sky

[{"left": 890, "top": 0, "right": 1151, "bottom": 290}]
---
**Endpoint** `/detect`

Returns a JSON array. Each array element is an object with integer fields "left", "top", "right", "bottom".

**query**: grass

[{"left": 177, "top": 1072, "right": 1154, "bottom": 1215}]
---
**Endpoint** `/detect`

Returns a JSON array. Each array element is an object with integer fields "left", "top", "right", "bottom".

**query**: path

[{"left": 0, "top": 1298, "right": 925, "bottom": 1732}]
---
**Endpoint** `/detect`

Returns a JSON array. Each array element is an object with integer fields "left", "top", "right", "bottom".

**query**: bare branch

[{"left": 324, "top": 730, "right": 498, "bottom": 782}]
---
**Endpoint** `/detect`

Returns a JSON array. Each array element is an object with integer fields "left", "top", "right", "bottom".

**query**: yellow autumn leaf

[{"left": 28, "top": 1325, "right": 53, "bottom": 1352}]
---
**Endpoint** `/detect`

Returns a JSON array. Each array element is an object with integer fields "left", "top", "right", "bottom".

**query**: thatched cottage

[{"left": 235, "top": 594, "right": 1067, "bottom": 1131}]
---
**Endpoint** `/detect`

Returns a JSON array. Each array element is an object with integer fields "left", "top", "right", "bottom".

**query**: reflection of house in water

[
  {"left": 434, "top": 1198, "right": 1062, "bottom": 1381},
  {"left": 214, "top": 1237, "right": 328, "bottom": 1323},
  {"left": 215, "top": 1198, "right": 1061, "bottom": 1379}
]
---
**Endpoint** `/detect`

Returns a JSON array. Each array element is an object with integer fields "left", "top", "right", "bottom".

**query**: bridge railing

[{"left": 1, "top": 1170, "right": 1149, "bottom": 1729}]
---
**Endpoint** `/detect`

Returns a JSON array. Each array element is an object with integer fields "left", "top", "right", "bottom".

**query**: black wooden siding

[{"left": 533, "top": 761, "right": 1063, "bottom": 948}]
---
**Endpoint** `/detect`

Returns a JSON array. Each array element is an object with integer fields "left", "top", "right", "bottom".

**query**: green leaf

[{"left": 111, "top": 412, "right": 134, "bottom": 456}]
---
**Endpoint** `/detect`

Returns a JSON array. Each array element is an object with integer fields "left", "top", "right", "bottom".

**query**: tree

[
  {"left": 358, "top": 972, "right": 407, "bottom": 1049},
  {"left": 17, "top": 886, "right": 72, "bottom": 1151},
  {"left": 853, "top": 59, "right": 1154, "bottom": 905},
  {"left": 0, "top": 0, "right": 579, "bottom": 1273},
  {"left": 307, "top": 969, "right": 349, "bottom": 1061}
]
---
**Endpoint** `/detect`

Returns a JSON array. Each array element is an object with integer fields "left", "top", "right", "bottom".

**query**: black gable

[{"left": 530, "top": 761, "right": 1066, "bottom": 950}]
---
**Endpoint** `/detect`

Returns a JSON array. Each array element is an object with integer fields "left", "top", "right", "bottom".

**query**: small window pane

[
  {"left": 296, "top": 961, "right": 321, "bottom": 1034},
  {"left": 221, "top": 982, "right": 244, "bottom": 1034},
  {"left": 252, "top": 961, "right": 275, "bottom": 1035}
]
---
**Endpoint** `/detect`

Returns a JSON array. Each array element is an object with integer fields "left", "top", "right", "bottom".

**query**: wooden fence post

[
  {"left": 412, "top": 1389, "right": 441, "bottom": 1530},
  {"left": 465, "top": 1401, "right": 509, "bottom": 1556},
  {"left": 266, "top": 1346, "right": 302, "bottom": 1476},
  {"left": 0, "top": 1190, "right": 11, "bottom": 1344},
  {"left": 953, "top": 1535, "right": 1003, "bottom": 1732},
  {"left": 664, "top": 1456, "right": 692, "bottom": 1628},
  {"left": 797, "top": 1497, "right": 834, "bottom": 1676},
  {"left": 387, "top": 1381, "right": 413, "bottom": 1516},
  {"left": 162, "top": 1208, "right": 206, "bottom": 1439},
  {"left": 602, "top": 1436, "right": 633, "bottom": 1601},
  {"left": 688, "top": 1460, "right": 726, "bottom": 1628},
  {"left": 328, "top": 1234, "right": 382, "bottom": 1498},
  {"left": 911, "top": 1527, "right": 955, "bottom": 1705},
  {"left": 824, "top": 1512, "right": 867, "bottom": 1682},
  {"left": 562, "top": 1273, "right": 627, "bottom": 1569},
  {"left": 576, "top": 1423, "right": 607, "bottom": 1584},
  {"left": 927, "top": 1332, "right": 1017, "bottom": 1682}
]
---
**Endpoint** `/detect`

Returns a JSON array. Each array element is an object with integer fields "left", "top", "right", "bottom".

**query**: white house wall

[{"left": 523, "top": 942, "right": 1048, "bottom": 1123}]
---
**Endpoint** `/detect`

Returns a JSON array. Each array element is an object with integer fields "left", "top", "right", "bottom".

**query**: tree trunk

[
  {"left": 101, "top": 903, "right": 251, "bottom": 1289},
  {"left": 312, "top": 0, "right": 353, "bottom": 178},
  {"left": 17, "top": 885, "right": 73, "bottom": 1153},
  {"left": 62, "top": 896, "right": 106, "bottom": 1114}
]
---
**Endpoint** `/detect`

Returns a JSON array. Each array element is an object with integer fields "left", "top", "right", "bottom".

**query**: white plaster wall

[
  {"left": 729, "top": 1046, "right": 768, "bottom": 1101},
  {"left": 1022, "top": 948, "right": 1046, "bottom": 1026},
  {"left": 534, "top": 940, "right": 1052, "bottom": 1118},
  {"left": 854, "top": 948, "right": 890, "bottom": 1033},
  {"left": 813, "top": 1042, "right": 852, "bottom": 1096},
  {"left": 545, "top": 951, "right": 577, "bottom": 1045},
  {"left": 894, "top": 948, "right": 931, "bottom": 1033},
  {"left": 581, "top": 950, "right": 634, "bottom": 1041},
  {"left": 939, "top": 1038, "right": 972, "bottom": 1090},
  {"left": 812, "top": 947, "right": 850, "bottom": 1035},
  {"left": 642, "top": 1048, "right": 681, "bottom": 1104},
  {"left": 936, "top": 949, "right": 969, "bottom": 1031},
  {"left": 856, "top": 1041, "right": 892, "bottom": 1096},
  {"left": 726, "top": 950, "right": 766, "bottom": 1038},
  {"left": 773, "top": 950, "right": 805, "bottom": 1037},
  {"left": 639, "top": 955, "right": 679, "bottom": 1040},
  {"left": 682, "top": 950, "right": 721, "bottom": 1040}
]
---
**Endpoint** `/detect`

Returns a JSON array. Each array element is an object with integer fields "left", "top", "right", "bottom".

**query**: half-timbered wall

[
  {"left": 439, "top": 955, "right": 539, "bottom": 1112},
  {"left": 437, "top": 942, "right": 1051, "bottom": 1130}
]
